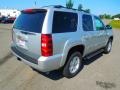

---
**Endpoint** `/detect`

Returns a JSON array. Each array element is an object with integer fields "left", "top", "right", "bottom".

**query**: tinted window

[
  {"left": 52, "top": 11, "right": 78, "bottom": 33},
  {"left": 94, "top": 16, "right": 105, "bottom": 30},
  {"left": 13, "top": 11, "right": 46, "bottom": 33},
  {"left": 82, "top": 15, "right": 93, "bottom": 31}
]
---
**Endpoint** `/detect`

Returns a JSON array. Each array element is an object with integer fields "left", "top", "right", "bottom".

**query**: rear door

[
  {"left": 82, "top": 14, "right": 98, "bottom": 54},
  {"left": 12, "top": 9, "right": 47, "bottom": 56},
  {"left": 52, "top": 11, "right": 78, "bottom": 55}
]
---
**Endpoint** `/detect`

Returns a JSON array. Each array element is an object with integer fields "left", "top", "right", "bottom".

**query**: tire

[
  {"left": 63, "top": 51, "right": 83, "bottom": 78},
  {"left": 104, "top": 39, "right": 112, "bottom": 54}
]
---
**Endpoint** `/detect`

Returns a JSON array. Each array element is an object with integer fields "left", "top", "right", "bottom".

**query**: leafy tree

[
  {"left": 77, "top": 4, "right": 91, "bottom": 13},
  {"left": 105, "top": 15, "right": 111, "bottom": 19},
  {"left": 99, "top": 14, "right": 112, "bottom": 19},
  {"left": 78, "top": 4, "right": 83, "bottom": 11},
  {"left": 85, "top": 9, "right": 90, "bottom": 13},
  {"left": 112, "top": 14, "right": 120, "bottom": 19},
  {"left": 66, "top": 0, "right": 74, "bottom": 9}
]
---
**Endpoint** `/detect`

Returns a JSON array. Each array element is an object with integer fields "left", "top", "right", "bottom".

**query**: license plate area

[{"left": 16, "top": 34, "right": 28, "bottom": 49}]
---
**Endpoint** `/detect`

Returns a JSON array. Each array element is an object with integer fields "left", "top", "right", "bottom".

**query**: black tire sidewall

[
  {"left": 104, "top": 40, "right": 112, "bottom": 54},
  {"left": 63, "top": 52, "right": 83, "bottom": 78}
]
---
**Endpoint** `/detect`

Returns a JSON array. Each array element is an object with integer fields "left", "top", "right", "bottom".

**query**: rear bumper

[{"left": 11, "top": 45, "right": 62, "bottom": 72}]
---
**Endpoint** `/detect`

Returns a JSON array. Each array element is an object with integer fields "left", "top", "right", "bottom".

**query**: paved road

[{"left": 0, "top": 24, "right": 120, "bottom": 90}]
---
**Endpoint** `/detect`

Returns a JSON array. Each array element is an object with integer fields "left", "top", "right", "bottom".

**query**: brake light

[
  {"left": 23, "top": 9, "right": 33, "bottom": 13},
  {"left": 41, "top": 34, "right": 53, "bottom": 57}
]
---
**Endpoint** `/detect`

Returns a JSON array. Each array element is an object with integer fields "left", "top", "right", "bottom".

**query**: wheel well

[
  {"left": 63, "top": 45, "right": 84, "bottom": 67},
  {"left": 68, "top": 45, "right": 85, "bottom": 56},
  {"left": 109, "top": 36, "right": 113, "bottom": 41}
]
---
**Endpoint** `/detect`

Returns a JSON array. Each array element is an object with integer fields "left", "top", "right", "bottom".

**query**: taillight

[{"left": 41, "top": 34, "right": 53, "bottom": 57}]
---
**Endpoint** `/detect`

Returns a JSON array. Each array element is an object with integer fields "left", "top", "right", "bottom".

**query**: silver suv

[{"left": 11, "top": 6, "right": 113, "bottom": 78}]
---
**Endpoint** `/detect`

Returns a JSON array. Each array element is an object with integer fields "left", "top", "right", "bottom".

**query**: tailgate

[
  {"left": 12, "top": 9, "right": 47, "bottom": 56},
  {"left": 12, "top": 29, "right": 41, "bottom": 56}
]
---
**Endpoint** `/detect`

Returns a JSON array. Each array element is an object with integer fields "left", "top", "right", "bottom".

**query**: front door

[{"left": 93, "top": 16, "right": 108, "bottom": 49}]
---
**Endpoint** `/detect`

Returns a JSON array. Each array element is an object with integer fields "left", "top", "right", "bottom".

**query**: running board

[{"left": 84, "top": 49, "right": 104, "bottom": 60}]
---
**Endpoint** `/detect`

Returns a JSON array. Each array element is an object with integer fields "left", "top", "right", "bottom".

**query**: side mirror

[{"left": 105, "top": 25, "right": 112, "bottom": 30}]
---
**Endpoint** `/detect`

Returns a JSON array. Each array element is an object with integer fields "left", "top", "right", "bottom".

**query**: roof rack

[
  {"left": 41, "top": 5, "right": 66, "bottom": 9},
  {"left": 42, "top": 5, "right": 89, "bottom": 13},
  {"left": 53, "top": 5, "right": 65, "bottom": 8},
  {"left": 53, "top": 5, "right": 78, "bottom": 11}
]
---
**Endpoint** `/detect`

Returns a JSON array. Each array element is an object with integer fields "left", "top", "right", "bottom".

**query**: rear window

[
  {"left": 52, "top": 11, "right": 78, "bottom": 33},
  {"left": 13, "top": 10, "right": 46, "bottom": 33}
]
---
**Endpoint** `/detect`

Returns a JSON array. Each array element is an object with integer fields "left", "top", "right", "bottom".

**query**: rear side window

[
  {"left": 13, "top": 10, "right": 46, "bottom": 33},
  {"left": 52, "top": 11, "right": 78, "bottom": 33},
  {"left": 82, "top": 14, "right": 93, "bottom": 31}
]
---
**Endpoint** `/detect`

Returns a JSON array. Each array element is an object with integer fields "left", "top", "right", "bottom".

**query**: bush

[{"left": 110, "top": 20, "right": 120, "bottom": 29}]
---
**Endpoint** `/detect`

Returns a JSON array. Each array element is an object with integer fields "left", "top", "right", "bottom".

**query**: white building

[
  {"left": 114, "top": 18, "right": 120, "bottom": 20},
  {"left": 0, "top": 9, "right": 20, "bottom": 17}
]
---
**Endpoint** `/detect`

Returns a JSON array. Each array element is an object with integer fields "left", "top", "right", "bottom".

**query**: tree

[
  {"left": 78, "top": 4, "right": 91, "bottom": 13},
  {"left": 85, "top": 9, "right": 90, "bottom": 13},
  {"left": 105, "top": 15, "right": 111, "bottom": 19},
  {"left": 112, "top": 14, "right": 120, "bottom": 19},
  {"left": 78, "top": 4, "right": 83, "bottom": 11},
  {"left": 99, "top": 14, "right": 112, "bottom": 19},
  {"left": 66, "top": 0, "right": 74, "bottom": 9}
]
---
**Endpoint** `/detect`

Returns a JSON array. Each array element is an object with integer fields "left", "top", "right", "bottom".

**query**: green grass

[{"left": 109, "top": 20, "right": 120, "bottom": 29}]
